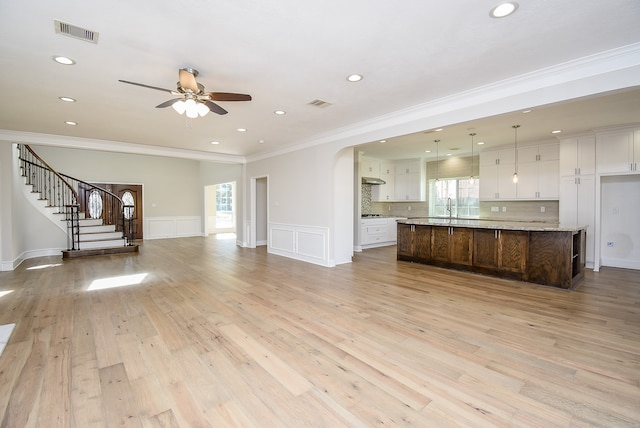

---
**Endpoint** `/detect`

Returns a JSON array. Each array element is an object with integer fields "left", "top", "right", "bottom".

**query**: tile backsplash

[
  {"left": 361, "top": 184, "right": 372, "bottom": 213},
  {"left": 362, "top": 180, "right": 559, "bottom": 222}
]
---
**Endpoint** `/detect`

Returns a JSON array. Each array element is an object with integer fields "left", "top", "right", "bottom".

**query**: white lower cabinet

[
  {"left": 361, "top": 217, "right": 406, "bottom": 248},
  {"left": 361, "top": 218, "right": 387, "bottom": 246}
]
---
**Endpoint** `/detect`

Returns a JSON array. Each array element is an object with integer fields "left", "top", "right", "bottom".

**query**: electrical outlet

[
  {"left": 408, "top": 206, "right": 411, "bottom": 211},
  {"left": 502, "top": 207, "right": 507, "bottom": 212},
  {"left": 607, "top": 241, "right": 615, "bottom": 247},
  {"left": 540, "top": 206, "right": 546, "bottom": 213},
  {"left": 491, "top": 206, "right": 499, "bottom": 212}
]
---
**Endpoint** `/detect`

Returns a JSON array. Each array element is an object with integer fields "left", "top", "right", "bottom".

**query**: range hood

[{"left": 361, "top": 177, "right": 386, "bottom": 185}]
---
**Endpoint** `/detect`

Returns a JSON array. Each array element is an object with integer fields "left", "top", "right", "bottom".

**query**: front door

[{"left": 90, "top": 183, "right": 143, "bottom": 239}]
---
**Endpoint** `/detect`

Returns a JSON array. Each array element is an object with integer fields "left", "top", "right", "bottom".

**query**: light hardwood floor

[{"left": 0, "top": 236, "right": 639, "bottom": 427}]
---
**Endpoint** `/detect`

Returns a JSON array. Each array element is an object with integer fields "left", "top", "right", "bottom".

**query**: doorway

[
  {"left": 205, "top": 182, "right": 237, "bottom": 236},
  {"left": 250, "top": 176, "right": 268, "bottom": 248}
]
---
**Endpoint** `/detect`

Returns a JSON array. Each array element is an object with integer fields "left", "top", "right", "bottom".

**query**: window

[
  {"left": 122, "top": 191, "right": 135, "bottom": 219},
  {"left": 429, "top": 177, "right": 479, "bottom": 218},
  {"left": 88, "top": 190, "right": 103, "bottom": 219}
]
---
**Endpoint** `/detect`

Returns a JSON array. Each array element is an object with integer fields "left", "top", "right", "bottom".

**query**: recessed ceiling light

[
  {"left": 522, "top": 109, "right": 532, "bottom": 113},
  {"left": 274, "top": 110, "right": 286, "bottom": 115},
  {"left": 425, "top": 150, "right": 431, "bottom": 153},
  {"left": 478, "top": 142, "right": 485, "bottom": 145},
  {"left": 59, "top": 96, "right": 76, "bottom": 102},
  {"left": 379, "top": 140, "right": 386, "bottom": 143},
  {"left": 490, "top": 2, "right": 518, "bottom": 18},
  {"left": 347, "top": 74, "right": 363, "bottom": 82},
  {"left": 53, "top": 56, "right": 75, "bottom": 65},
  {"left": 64, "top": 121, "right": 77, "bottom": 125},
  {"left": 237, "top": 128, "right": 247, "bottom": 132},
  {"left": 435, "top": 128, "right": 443, "bottom": 132},
  {"left": 446, "top": 153, "right": 452, "bottom": 156},
  {"left": 210, "top": 141, "right": 220, "bottom": 145},
  {"left": 551, "top": 129, "right": 562, "bottom": 134},
  {"left": 259, "top": 139, "right": 265, "bottom": 144}
]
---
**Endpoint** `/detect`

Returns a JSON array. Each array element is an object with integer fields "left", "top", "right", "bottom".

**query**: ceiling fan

[{"left": 119, "top": 68, "right": 251, "bottom": 117}]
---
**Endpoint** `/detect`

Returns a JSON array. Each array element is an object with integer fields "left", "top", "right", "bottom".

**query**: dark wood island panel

[
  {"left": 527, "top": 230, "right": 585, "bottom": 289},
  {"left": 397, "top": 219, "right": 586, "bottom": 289}
]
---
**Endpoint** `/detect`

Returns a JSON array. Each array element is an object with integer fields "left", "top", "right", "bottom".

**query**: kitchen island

[{"left": 397, "top": 218, "right": 586, "bottom": 289}]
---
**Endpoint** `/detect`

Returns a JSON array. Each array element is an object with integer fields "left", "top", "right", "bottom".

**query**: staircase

[
  {"left": 17, "top": 144, "right": 139, "bottom": 259},
  {"left": 62, "top": 213, "right": 138, "bottom": 258}
]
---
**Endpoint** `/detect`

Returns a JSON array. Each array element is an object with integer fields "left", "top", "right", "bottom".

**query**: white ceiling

[{"left": 0, "top": 0, "right": 639, "bottom": 162}]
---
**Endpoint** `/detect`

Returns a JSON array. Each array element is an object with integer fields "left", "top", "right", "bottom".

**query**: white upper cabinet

[
  {"left": 394, "top": 159, "right": 426, "bottom": 201},
  {"left": 559, "top": 135, "right": 596, "bottom": 177},
  {"left": 515, "top": 143, "right": 559, "bottom": 199},
  {"left": 479, "top": 148, "right": 516, "bottom": 200},
  {"left": 372, "top": 160, "right": 395, "bottom": 201},
  {"left": 361, "top": 156, "right": 381, "bottom": 178},
  {"left": 364, "top": 157, "right": 425, "bottom": 202},
  {"left": 596, "top": 127, "right": 640, "bottom": 174},
  {"left": 481, "top": 144, "right": 558, "bottom": 200}
]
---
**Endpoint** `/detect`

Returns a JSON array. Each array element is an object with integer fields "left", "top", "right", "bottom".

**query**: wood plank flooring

[{"left": 0, "top": 236, "right": 639, "bottom": 427}]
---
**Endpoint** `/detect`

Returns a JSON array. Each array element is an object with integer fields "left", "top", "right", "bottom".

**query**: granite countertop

[
  {"left": 397, "top": 217, "right": 587, "bottom": 232},
  {"left": 361, "top": 215, "right": 408, "bottom": 219}
]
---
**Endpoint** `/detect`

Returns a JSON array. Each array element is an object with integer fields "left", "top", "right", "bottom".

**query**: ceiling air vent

[
  {"left": 54, "top": 20, "right": 99, "bottom": 43},
  {"left": 308, "top": 99, "right": 332, "bottom": 108}
]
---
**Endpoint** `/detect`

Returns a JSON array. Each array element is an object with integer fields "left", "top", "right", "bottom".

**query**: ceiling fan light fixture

[
  {"left": 172, "top": 100, "right": 186, "bottom": 115},
  {"left": 196, "top": 102, "right": 209, "bottom": 117},
  {"left": 184, "top": 99, "right": 198, "bottom": 118}
]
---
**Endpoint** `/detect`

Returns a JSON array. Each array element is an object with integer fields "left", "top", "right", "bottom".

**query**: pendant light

[
  {"left": 469, "top": 133, "right": 476, "bottom": 184},
  {"left": 512, "top": 125, "right": 520, "bottom": 184},
  {"left": 434, "top": 139, "right": 440, "bottom": 182}
]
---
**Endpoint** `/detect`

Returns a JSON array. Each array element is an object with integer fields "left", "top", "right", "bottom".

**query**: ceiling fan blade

[
  {"left": 203, "top": 100, "right": 228, "bottom": 115},
  {"left": 208, "top": 92, "right": 252, "bottom": 102},
  {"left": 118, "top": 80, "right": 173, "bottom": 93},
  {"left": 155, "top": 98, "right": 183, "bottom": 108},
  {"left": 179, "top": 69, "right": 199, "bottom": 93}
]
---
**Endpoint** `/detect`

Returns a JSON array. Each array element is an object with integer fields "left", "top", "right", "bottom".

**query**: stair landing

[{"left": 62, "top": 245, "right": 139, "bottom": 259}]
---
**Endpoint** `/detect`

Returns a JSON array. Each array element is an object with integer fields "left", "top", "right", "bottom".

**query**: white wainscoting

[
  {"left": 268, "top": 223, "right": 333, "bottom": 267},
  {"left": 145, "top": 216, "right": 202, "bottom": 240},
  {"left": 1, "top": 248, "right": 64, "bottom": 271}
]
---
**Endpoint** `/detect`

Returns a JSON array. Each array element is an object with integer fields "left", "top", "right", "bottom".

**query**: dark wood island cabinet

[{"left": 397, "top": 219, "right": 586, "bottom": 289}]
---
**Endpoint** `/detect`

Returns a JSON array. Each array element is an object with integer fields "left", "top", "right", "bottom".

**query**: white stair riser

[
  {"left": 79, "top": 239, "right": 126, "bottom": 250},
  {"left": 78, "top": 219, "right": 103, "bottom": 227},
  {"left": 80, "top": 225, "right": 115, "bottom": 234},
  {"left": 79, "top": 232, "right": 122, "bottom": 242}
]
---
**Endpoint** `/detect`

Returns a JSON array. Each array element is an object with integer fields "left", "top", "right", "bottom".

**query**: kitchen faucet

[{"left": 446, "top": 197, "right": 452, "bottom": 219}]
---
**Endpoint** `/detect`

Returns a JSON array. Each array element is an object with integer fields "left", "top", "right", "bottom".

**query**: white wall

[
  {"left": 333, "top": 148, "right": 354, "bottom": 264},
  {"left": 31, "top": 145, "right": 203, "bottom": 217},
  {"left": 0, "top": 144, "right": 12, "bottom": 264},
  {"left": 245, "top": 143, "right": 352, "bottom": 266},
  {"left": 600, "top": 175, "right": 640, "bottom": 269}
]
